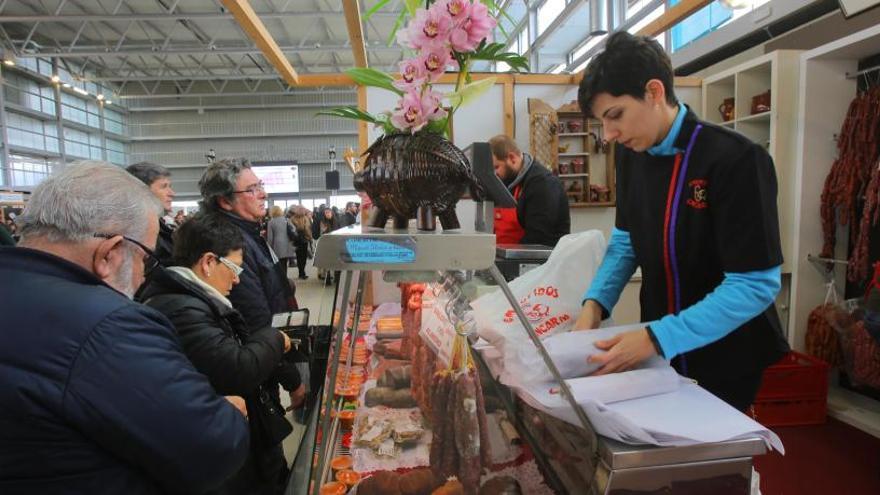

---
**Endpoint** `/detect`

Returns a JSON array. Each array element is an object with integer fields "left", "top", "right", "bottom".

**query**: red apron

[{"left": 494, "top": 185, "right": 525, "bottom": 244}]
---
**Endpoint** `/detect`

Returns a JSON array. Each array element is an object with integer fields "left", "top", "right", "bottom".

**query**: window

[
  {"left": 8, "top": 154, "right": 55, "bottom": 188},
  {"left": 64, "top": 127, "right": 102, "bottom": 160},
  {"left": 6, "top": 113, "right": 59, "bottom": 153},
  {"left": 670, "top": 0, "right": 731, "bottom": 52},
  {"left": 104, "top": 109, "right": 126, "bottom": 135},
  {"left": 537, "top": 0, "right": 565, "bottom": 35},
  {"left": 571, "top": 34, "right": 607, "bottom": 62},
  {"left": 107, "top": 139, "right": 126, "bottom": 165}
]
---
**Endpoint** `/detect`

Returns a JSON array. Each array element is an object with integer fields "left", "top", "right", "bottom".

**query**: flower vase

[{"left": 355, "top": 133, "right": 483, "bottom": 231}]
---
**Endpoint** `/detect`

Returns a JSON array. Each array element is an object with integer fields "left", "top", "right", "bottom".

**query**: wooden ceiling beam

[
  {"left": 220, "top": 0, "right": 300, "bottom": 85},
  {"left": 342, "top": 0, "right": 369, "bottom": 68},
  {"left": 636, "top": 0, "right": 713, "bottom": 38}
]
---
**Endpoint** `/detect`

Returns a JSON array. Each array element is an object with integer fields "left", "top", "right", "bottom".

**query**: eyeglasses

[
  {"left": 93, "top": 233, "right": 161, "bottom": 275},
  {"left": 216, "top": 255, "right": 245, "bottom": 278},
  {"left": 232, "top": 182, "right": 265, "bottom": 196}
]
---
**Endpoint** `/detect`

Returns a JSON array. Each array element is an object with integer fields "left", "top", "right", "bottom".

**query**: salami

[{"left": 454, "top": 370, "right": 482, "bottom": 495}]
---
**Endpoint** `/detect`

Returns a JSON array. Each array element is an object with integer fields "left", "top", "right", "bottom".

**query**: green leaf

[
  {"left": 346, "top": 67, "right": 404, "bottom": 95},
  {"left": 446, "top": 77, "right": 497, "bottom": 108},
  {"left": 405, "top": 0, "right": 422, "bottom": 16},
  {"left": 363, "top": 0, "right": 393, "bottom": 21},
  {"left": 316, "top": 106, "right": 380, "bottom": 124},
  {"left": 386, "top": 11, "right": 407, "bottom": 46}
]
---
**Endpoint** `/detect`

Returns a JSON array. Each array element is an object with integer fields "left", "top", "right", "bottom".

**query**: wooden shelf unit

[
  {"left": 528, "top": 98, "right": 615, "bottom": 207},
  {"left": 702, "top": 50, "right": 800, "bottom": 274}
]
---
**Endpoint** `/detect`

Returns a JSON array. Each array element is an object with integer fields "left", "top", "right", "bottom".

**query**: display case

[{"left": 296, "top": 225, "right": 771, "bottom": 495}]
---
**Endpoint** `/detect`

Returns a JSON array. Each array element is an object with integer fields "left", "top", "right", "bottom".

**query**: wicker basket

[{"left": 356, "top": 132, "right": 482, "bottom": 231}]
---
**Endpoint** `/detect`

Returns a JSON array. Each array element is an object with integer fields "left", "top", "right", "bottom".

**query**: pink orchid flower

[
  {"left": 421, "top": 45, "right": 454, "bottom": 81},
  {"left": 399, "top": 6, "right": 453, "bottom": 50},
  {"left": 391, "top": 88, "right": 447, "bottom": 133},
  {"left": 438, "top": 0, "right": 471, "bottom": 24},
  {"left": 393, "top": 57, "right": 429, "bottom": 91},
  {"left": 465, "top": 2, "right": 496, "bottom": 47}
]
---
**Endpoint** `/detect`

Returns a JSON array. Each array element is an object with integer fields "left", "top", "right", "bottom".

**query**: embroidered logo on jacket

[{"left": 686, "top": 179, "right": 708, "bottom": 209}]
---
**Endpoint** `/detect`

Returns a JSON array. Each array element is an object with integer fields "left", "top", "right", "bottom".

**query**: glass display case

[{"left": 291, "top": 225, "right": 769, "bottom": 495}]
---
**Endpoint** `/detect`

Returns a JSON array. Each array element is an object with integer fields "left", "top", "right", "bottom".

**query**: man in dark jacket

[
  {"left": 198, "top": 159, "right": 306, "bottom": 418},
  {"left": 490, "top": 134, "right": 571, "bottom": 247},
  {"left": 126, "top": 161, "right": 176, "bottom": 266},
  {"left": 0, "top": 161, "right": 249, "bottom": 495}
]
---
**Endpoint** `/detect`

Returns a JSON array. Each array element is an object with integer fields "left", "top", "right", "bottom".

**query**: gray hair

[
  {"left": 19, "top": 160, "right": 163, "bottom": 243},
  {"left": 198, "top": 157, "right": 251, "bottom": 211},
  {"left": 126, "top": 161, "right": 171, "bottom": 186}
]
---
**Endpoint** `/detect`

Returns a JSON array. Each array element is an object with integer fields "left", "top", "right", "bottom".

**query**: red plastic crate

[
  {"left": 750, "top": 351, "right": 830, "bottom": 427},
  {"left": 755, "top": 351, "right": 830, "bottom": 400},
  {"left": 751, "top": 397, "right": 827, "bottom": 426}
]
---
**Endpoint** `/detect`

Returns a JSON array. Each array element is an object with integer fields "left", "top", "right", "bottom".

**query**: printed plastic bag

[{"left": 472, "top": 230, "right": 606, "bottom": 348}]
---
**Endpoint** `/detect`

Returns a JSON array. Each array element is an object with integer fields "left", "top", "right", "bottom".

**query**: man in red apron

[{"left": 490, "top": 135, "right": 570, "bottom": 247}]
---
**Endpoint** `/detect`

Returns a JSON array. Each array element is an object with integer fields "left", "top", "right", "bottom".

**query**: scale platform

[{"left": 313, "top": 225, "right": 496, "bottom": 272}]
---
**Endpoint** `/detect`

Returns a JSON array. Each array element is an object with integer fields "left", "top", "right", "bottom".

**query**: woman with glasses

[{"left": 138, "top": 212, "right": 294, "bottom": 495}]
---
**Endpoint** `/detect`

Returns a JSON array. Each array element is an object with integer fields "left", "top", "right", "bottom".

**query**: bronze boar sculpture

[{"left": 355, "top": 133, "right": 484, "bottom": 231}]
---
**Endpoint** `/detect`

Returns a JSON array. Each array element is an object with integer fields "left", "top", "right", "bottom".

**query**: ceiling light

[
  {"left": 96, "top": 94, "right": 105, "bottom": 101},
  {"left": 51, "top": 75, "right": 60, "bottom": 83},
  {"left": 62, "top": 83, "right": 71, "bottom": 88},
  {"left": 73, "top": 87, "right": 88, "bottom": 95},
  {"left": 105, "top": 100, "right": 112, "bottom": 105},
  {"left": 3, "top": 59, "right": 14, "bottom": 66}
]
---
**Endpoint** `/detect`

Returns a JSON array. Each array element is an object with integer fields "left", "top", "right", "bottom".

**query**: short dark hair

[
  {"left": 577, "top": 31, "right": 677, "bottom": 117},
  {"left": 126, "top": 161, "right": 171, "bottom": 186},
  {"left": 488, "top": 134, "right": 521, "bottom": 160},
  {"left": 198, "top": 158, "right": 251, "bottom": 211},
  {"left": 172, "top": 211, "right": 244, "bottom": 267}
]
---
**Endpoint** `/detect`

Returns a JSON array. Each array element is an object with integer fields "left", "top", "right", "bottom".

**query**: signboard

[
  {"left": 0, "top": 192, "right": 25, "bottom": 204},
  {"left": 251, "top": 163, "right": 299, "bottom": 194},
  {"left": 341, "top": 237, "right": 416, "bottom": 264}
]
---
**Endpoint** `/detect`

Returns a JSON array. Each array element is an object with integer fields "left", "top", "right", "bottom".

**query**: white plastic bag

[{"left": 472, "top": 230, "right": 607, "bottom": 347}]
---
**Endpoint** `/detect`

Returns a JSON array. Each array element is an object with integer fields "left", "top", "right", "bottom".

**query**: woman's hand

[
  {"left": 280, "top": 331, "right": 292, "bottom": 353},
  {"left": 574, "top": 299, "right": 603, "bottom": 330},
  {"left": 588, "top": 328, "right": 657, "bottom": 375}
]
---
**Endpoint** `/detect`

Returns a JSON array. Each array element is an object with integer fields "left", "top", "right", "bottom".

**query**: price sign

[{"left": 341, "top": 237, "right": 416, "bottom": 264}]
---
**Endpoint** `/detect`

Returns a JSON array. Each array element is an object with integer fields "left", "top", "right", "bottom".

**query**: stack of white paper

[{"left": 475, "top": 334, "right": 784, "bottom": 453}]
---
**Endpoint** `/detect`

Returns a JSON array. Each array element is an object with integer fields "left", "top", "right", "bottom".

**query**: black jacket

[
  {"left": 514, "top": 159, "right": 571, "bottom": 247},
  {"left": 139, "top": 268, "right": 293, "bottom": 492},
  {"left": 219, "top": 212, "right": 301, "bottom": 394},
  {"left": 155, "top": 218, "right": 175, "bottom": 266},
  {"left": 0, "top": 247, "right": 249, "bottom": 495},
  {"left": 615, "top": 108, "right": 789, "bottom": 388},
  {"left": 221, "top": 212, "right": 291, "bottom": 331},
  {"left": 139, "top": 268, "right": 286, "bottom": 398}
]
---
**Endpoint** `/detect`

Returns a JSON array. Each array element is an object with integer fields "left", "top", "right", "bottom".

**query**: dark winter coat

[
  {"left": 0, "top": 247, "right": 249, "bottom": 495},
  {"left": 513, "top": 159, "right": 571, "bottom": 247},
  {"left": 139, "top": 267, "right": 291, "bottom": 493}
]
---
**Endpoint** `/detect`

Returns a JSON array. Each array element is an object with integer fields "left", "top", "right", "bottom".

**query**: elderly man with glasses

[
  {"left": 0, "top": 161, "right": 250, "bottom": 494},
  {"left": 198, "top": 158, "right": 304, "bottom": 492}
]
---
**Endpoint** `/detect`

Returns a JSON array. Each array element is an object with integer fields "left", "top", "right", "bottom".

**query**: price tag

[
  {"left": 419, "top": 292, "right": 458, "bottom": 369},
  {"left": 341, "top": 237, "right": 416, "bottom": 264}
]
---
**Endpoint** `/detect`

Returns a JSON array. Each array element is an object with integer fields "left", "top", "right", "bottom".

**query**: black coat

[
  {"left": 139, "top": 268, "right": 291, "bottom": 493},
  {"left": 139, "top": 268, "right": 285, "bottom": 398},
  {"left": 219, "top": 212, "right": 301, "bottom": 394},
  {"left": 155, "top": 218, "right": 175, "bottom": 266},
  {"left": 0, "top": 247, "right": 249, "bottom": 495},
  {"left": 221, "top": 212, "right": 291, "bottom": 331},
  {"left": 514, "top": 160, "right": 571, "bottom": 247}
]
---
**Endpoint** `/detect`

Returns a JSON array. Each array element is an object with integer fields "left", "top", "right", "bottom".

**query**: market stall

[{"left": 289, "top": 225, "right": 783, "bottom": 495}]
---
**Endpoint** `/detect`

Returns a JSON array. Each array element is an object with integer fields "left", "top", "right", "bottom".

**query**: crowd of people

[{"left": 0, "top": 157, "right": 361, "bottom": 495}]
